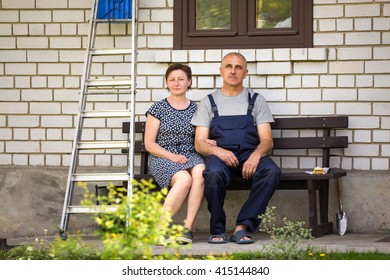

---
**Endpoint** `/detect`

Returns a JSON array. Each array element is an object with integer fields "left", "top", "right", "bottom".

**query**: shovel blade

[{"left": 336, "top": 212, "right": 347, "bottom": 236}]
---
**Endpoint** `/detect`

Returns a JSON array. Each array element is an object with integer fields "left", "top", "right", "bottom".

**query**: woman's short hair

[{"left": 165, "top": 63, "right": 192, "bottom": 90}]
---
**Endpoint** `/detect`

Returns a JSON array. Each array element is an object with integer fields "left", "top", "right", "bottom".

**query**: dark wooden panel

[
  {"left": 272, "top": 116, "right": 348, "bottom": 129},
  {"left": 273, "top": 136, "right": 348, "bottom": 149}
]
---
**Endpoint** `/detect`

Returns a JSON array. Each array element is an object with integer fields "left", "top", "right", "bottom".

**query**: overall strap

[
  {"left": 207, "top": 94, "right": 219, "bottom": 117},
  {"left": 247, "top": 92, "right": 259, "bottom": 115}
]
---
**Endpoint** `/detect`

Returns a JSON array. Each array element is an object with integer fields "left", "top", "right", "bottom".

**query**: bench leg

[
  {"left": 318, "top": 180, "right": 333, "bottom": 234},
  {"left": 308, "top": 180, "right": 333, "bottom": 237},
  {"left": 307, "top": 179, "right": 318, "bottom": 235}
]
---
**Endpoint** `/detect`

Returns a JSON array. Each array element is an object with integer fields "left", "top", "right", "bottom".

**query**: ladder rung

[
  {"left": 73, "top": 173, "right": 130, "bottom": 182},
  {"left": 82, "top": 110, "right": 132, "bottom": 118},
  {"left": 67, "top": 205, "right": 118, "bottom": 214},
  {"left": 91, "top": 48, "right": 132, "bottom": 56},
  {"left": 78, "top": 141, "right": 130, "bottom": 150},
  {"left": 87, "top": 79, "right": 132, "bottom": 87}
]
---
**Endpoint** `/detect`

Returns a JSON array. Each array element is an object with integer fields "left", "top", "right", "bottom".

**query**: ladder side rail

[
  {"left": 127, "top": 0, "right": 139, "bottom": 226},
  {"left": 60, "top": 0, "right": 100, "bottom": 232}
]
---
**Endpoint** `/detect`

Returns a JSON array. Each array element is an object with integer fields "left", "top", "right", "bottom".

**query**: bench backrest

[{"left": 122, "top": 116, "right": 348, "bottom": 173}]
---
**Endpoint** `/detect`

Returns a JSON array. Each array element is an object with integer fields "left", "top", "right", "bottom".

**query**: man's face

[{"left": 220, "top": 54, "right": 248, "bottom": 87}]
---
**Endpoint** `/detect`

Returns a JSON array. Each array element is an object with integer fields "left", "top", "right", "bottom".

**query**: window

[{"left": 173, "top": 0, "right": 313, "bottom": 50}]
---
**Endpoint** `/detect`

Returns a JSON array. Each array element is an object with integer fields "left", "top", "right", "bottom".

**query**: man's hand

[
  {"left": 215, "top": 149, "right": 239, "bottom": 167},
  {"left": 242, "top": 152, "right": 261, "bottom": 179}
]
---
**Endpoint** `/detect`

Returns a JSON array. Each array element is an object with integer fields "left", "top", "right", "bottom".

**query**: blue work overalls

[{"left": 203, "top": 92, "right": 281, "bottom": 235}]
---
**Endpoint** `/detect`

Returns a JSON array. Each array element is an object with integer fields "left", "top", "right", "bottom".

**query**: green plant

[
  {"left": 258, "top": 206, "right": 314, "bottom": 260},
  {"left": 78, "top": 179, "right": 186, "bottom": 260}
]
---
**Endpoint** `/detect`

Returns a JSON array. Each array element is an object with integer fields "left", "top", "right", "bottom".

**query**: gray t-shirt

[{"left": 191, "top": 88, "right": 274, "bottom": 128}]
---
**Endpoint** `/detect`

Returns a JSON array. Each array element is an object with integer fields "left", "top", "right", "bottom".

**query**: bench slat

[
  {"left": 272, "top": 116, "right": 348, "bottom": 129},
  {"left": 273, "top": 136, "right": 348, "bottom": 149}
]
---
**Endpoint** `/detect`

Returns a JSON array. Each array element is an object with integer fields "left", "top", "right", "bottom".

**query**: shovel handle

[{"left": 337, "top": 177, "right": 343, "bottom": 208}]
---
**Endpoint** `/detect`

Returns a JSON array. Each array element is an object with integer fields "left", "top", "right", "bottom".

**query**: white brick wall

[{"left": 0, "top": 0, "right": 389, "bottom": 171}]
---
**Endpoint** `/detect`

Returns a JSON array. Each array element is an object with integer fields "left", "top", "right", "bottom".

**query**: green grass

[{"left": 230, "top": 250, "right": 390, "bottom": 260}]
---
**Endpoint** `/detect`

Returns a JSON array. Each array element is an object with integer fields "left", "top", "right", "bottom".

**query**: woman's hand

[{"left": 170, "top": 154, "right": 188, "bottom": 164}]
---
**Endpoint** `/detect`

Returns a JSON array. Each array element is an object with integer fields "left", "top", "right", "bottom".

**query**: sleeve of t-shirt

[
  {"left": 145, "top": 101, "right": 161, "bottom": 120},
  {"left": 191, "top": 97, "right": 212, "bottom": 128},
  {"left": 254, "top": 94, "right": 275, "bottom": 125}
]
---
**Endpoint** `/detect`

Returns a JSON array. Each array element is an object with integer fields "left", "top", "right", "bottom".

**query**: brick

[
  {"left": 345, "top": 4, "right": 380, "bottom": 17},
  {"left": 373, "top": 47, "right": 390, "bottom": 59},
  {"left": 372, "top": 158, "right": 389, "bottom": 171},
  {"left": 36, "top": 0, "right": 68, "bottom": 9},
  {"left": 338, "top": 75, "right": 355, "bottom": 87},
  {"left": 17, "top": 37, "right": 49, "bottom": 49},
  {"left": 8, "top": 116, "right": 40, "bottom": 127},
  {"left": 337, "top": 102, "right": 372, "bottom": 115},
  {"left": 373, "top": 130, "right": 390, "bottom": 143},
  {"left": 68, "top": 0, "right": 91, "bottom": 9},
  {"left": 41, "top": 116, "right": 73, "bottom": 127},
  {"left": 346, "top": 144, "right": 379, "bottom": 156},
  {"left": 314, "top": 33, "right": 344, "bottom": 46},
  {"left": 151, "top": 9, "right": 173, "bottom": 21},
  {"left": 50, "top": 37, "right": 82, "bottom": 49},
  {"left": 301, "top": 103, "right": 335, "bottom": 115},
  {"left": 154, "top": 50, "right": 171, "bottom": 62},
  {"left": 20, "top": 11, "right": 52, "bottom": 23},
  {"left": 13, "top": 154, "right": 28, "bottom": 165},
  {"left": 27, "top": 50, "right": 58, "bottom": 62},
  {"left": 30, "top": 103, "right": 61, "bottom": 114},
  {"left": 354, "top": 130, "right": 371, "bottom": 143},
  {"left": 256, "top": 49, "right": 273, "bottom": 61},
  {"left": 29, "top": 24, "right": 45, "bottom": 36},
  {"left": 0, "top": 24, "right": 12, "bottom": 35},
  {"left": 189, "top": 63, "right": 220, "bottom": 75},
  {"left": 31, "top": 76, "right": 47, "bottom": 88},
  {"left": 329, "top": 61, "right": 364, "bottom": 74},
  {"left": 0, "top": 77, "right": 14, "bottom": 88},
  {"left": 38, "top": 63, "right": 69, "bottom": 75},
  {"left": 268, "top": 103, "right": 299, "bottom": 115},
  {"left": 31, "top": 128, "right": 46, "bottom": 140},
  {"left": 48, "top": 77, "right": 64, "bottom": 88},
  {"left": 30, "top": 154, "right": 45, "bottom": 166},
  {"left": 45, "top": 24, "right": 61, "bottom": 35},
  {"left": 0, "top": 155, "right": 12, "bottom": 165},
  {"left": 46, "top": 129, "right": 62, "bottom": 140},
  {"left": 0, "top": 129, "right": 12, "bottom": 140},
  {"left": 288, "top": 89, "right": 321, "bottom": 101},
  {"left": 0, "top": 38, "right": 16, "bottom": 49},
  {"left": 318, "top": 19, "right": 336, "bottom": 31},
  {"left": 359, "top": 88, "right": 390, "bottom": 102},
  {"left": 0, "top": 102, "right": 28, "bottom": 114},
  {"left": 189, "top": 50, "right": 205, "bottom": 62},
  {"left": 12, "top": 24, "right": 28, "bottom": 35},
  {"left": 291, "top": 49, "right": 308, "bottom": 61},
  {"left": 53, "top": 11, "right": 85, "bottom": 22},
  {"left": 250, "top": 76, "right": 267, "bottom": 88},
  {"left": 374, "top": 103, "right": 390, "bottom": 116},
  {"left": 2, "top": 0, "right": 35, "bottom": 9},
  {"left": 258, "top": 62, "right": 292, "bottom": 75},
  {"left": 147, "top": 36, "right": 173, "bottom": 48},
  {"left": 320, "top": 75, "right": 337, "bottom": 87},
  {"left": 323, "top": 89, "right": 357, "bottom": 101},
  {"left": 302, "top": 75, "right": 319, "bottom": 88},
  {"left": 171, "top": 50, "right": 188, "bottom": 62},
  {"left": 294, "top": 62, "right": 327, "bottom": 74},
  {"left": 353, "top": 158, "right": 370, "bottom": 170},
  {"left": 365, "top": 61, "right": 390, "bottom": 74},
  {"left": 383, "top": 145, "right": 390, "bottom": 157},
  {"left": 337, "top": 47, "right": 372, "bottom": 60},
  {"left": 14, "top": 128, "right": 29, "bottom": 140},
  {"left": 0, "top": 90, "right": 20, "bottom": 101},
  {"left": 336, "top": 19, "right": 353, "bottom": 31},
  {"left": 356, "top": 75, "right": 373, "bottom": 87},
  {"left": 273, "top": 49, "right": 290, "bottom": 61},
  {"left": 314, "top": 5, "right": 344, "bottom": 18},
  {"left": 345, "top": 32, "right": 381, "bottom": 45},
  {"left": 349, "top": 116, "right": 380, "bottom": 129},
  {"left": 144, "top": 22, "right": 160, "bottom": 34},
  {"left": 46, "top": 155, "right": 61, "bottom": 166},
  {"left": 374, "top": 76, "right": 390, "bottom": 88},
  {"left": 6, "top": 141, "right": 40, "bottom": 153},
  {"left": 61, "top": 24, "right": 77, "bottom": 35},
  {"left": 0, "top": 11, "right": 19, "bottom": 22},
  {"left": 139, "top": 0, "right": 166, "bottom": 8}
]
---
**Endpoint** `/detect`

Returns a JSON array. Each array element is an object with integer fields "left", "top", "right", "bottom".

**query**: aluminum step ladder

[{"left": 59, "top": 0, "right": 138, "bottom": 238}]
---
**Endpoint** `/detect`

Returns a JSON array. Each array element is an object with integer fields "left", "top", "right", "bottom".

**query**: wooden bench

[{"left": 121, "top": 116, "right": 349, "bottom": 237}]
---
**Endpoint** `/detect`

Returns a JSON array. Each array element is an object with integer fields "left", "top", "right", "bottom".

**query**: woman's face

[{"left": 166, "top": 69, "right": 192, "bottom": 95}]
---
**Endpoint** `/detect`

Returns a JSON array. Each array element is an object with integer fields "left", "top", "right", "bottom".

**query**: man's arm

[
  {"left": 242, "top": 122, "right": 274, "bottom": 179},
  {"left": 194, "top": 126, "right": 239, "bottom": 167}
]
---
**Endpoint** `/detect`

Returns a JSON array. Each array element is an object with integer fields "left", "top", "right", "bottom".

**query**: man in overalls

[{"left": 191, "top": 52, "right": 281, "bottom": 244}]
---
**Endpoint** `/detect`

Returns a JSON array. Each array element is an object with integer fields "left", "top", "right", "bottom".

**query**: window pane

[
  {"left": 196, "top": 0, "right": 231, "bottom": 30},
  {"left": 256, "top": 0, "right": 292, "bottom": 28}
]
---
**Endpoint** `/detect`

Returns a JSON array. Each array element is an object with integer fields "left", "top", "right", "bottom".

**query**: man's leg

[
  {"left": 203, "top": 155, "right": 233, "bottom": 235},
  {"left": 236, "top": 156, "right": 281, "bottom": 233}
]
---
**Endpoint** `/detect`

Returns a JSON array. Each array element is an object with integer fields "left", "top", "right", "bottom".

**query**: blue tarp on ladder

[{"left": 97, "top": 0, "right": 132, "bottom": 20}]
